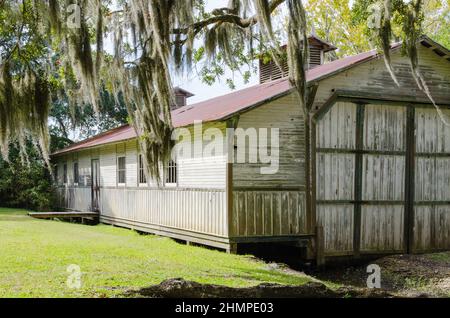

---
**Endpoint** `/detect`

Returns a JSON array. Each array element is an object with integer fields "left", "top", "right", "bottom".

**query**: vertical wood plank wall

[
  {"left": 316, "top": 100, "right": 450, "bottom": 256},
  {"left": 360, "top": 105, "right": 406, "bottom": 254},
  {"left": 316, "top": 102, "right": 357, "bottom": 255},
  {"left": 232, "top": 190, "right": 307, "bottom": 237},
  {"left": 414, "top": 108, "right": 450, "bottom": 251},
  {"left": 311, "top": 44, "right": 450, "bottom": 257}
]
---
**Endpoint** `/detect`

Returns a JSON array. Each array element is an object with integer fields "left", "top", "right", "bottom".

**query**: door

[
  {"left": 315, "top": 101, "right": 408, "bottom": 256},
  {"left": 359, "top": 104, "right": 407, "bottom": 254},
  {"left": 91, "top": 159, "right": 100, "bottom": 212},
  {"left": 413, "top": 107, "right": 450, "bottom": 251},
  {"left": 316, "top": 100, "right": 450, "bottom": 256}
]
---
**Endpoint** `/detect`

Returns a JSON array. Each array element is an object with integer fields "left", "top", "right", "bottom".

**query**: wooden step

[{"left": 28, "top": 212, "right": 99, "bottom": 219}]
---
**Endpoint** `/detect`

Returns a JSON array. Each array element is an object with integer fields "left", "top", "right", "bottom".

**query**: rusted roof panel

[{"left": 52, "top": 125, "right": 137, "bottom": 155}]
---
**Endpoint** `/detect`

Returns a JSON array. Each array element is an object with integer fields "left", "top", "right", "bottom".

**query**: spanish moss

[
  {"left": 286, "top": 0, "right": 309, "bottom": 115},
  {"left": 380, "top": 0, "right": 400, "bottom": 86},
  {"left": 404, "top": 0, "right": 449, "bottom": 125},
  {"left": 0, "top": 0, "right": 444, "bottom": 182}
]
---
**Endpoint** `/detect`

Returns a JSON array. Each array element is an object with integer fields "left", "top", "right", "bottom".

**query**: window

[
  {"left": 139, "top": 155, "right": 147, "bottom": 185},
  {"left": 73, "top": 162, "right": 79, "bottom": 185},
  {"left": 53, "top": 165, "right": 58, "bottom": 184},
  {"left": 117, "top": 156, "right": 126, "bottom": 185},
  {"left": 63, "top": 163, "right": 67, "bottom": 184},
  {"left": 165, "top": 160, "right": 177, "bottom": 186}
]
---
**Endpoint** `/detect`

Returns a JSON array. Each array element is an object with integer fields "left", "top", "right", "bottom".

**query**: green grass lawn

[{"left": 0, "top": 208, "right": 311, "bottom": 298}]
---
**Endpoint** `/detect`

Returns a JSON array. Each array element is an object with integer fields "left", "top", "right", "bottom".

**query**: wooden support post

[
  {"left": 353, "top": 103, "right": 365, "bottom": 258},
  {"left": 226, "top": 117, "right": 239, "bottom": 239},
  {"left": 227, "top": 243, "right": 238, "bottom": 254},
  {"left": 306, "top": 84, "right": 319, "bottom": 235},
  {"left": 315, "top": 226, "right": 325, "bottom": 267},
  {"left": 305, "top": 115, "right": 312, "bottom": 233},
  {"left": 405, "top": 106, "right": 416, "bottom": 254},
  {"left": 310, "top": 119, "right": 317, "bottom": 235},
  {"left": 305, "top": 239, "right": 315, "bottom": 260}
]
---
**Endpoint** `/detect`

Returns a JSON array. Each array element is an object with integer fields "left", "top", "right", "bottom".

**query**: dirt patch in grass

[
  {"left": 126, "top": 278, "right": 395, "bottom": 298},
  {"left": 310, "top": 253, "right": 450, "bottom": 297}
]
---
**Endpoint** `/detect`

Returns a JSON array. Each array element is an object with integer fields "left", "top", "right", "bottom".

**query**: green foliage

[
  {"left": 306, "top": 0, "right": 371, "bottom": 58},
  {"left": 50, "top": 86, "right": 129, "bottom": 140},
  {"left": 308, "top": 0, "right": 449, "bottom": 59},
  {"left": 0, "top": 144, "right": 58, "bottom": 211},
  {"left": 351, "top": 0, "right": 449, "bottom": 49},
  {"left": 422, "top": 0, "right": 450, "bottom": 48}
]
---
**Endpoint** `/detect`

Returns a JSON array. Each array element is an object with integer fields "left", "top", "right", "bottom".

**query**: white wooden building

[{"left": 52, "top": 35, "right": 450, "bottom": 260}]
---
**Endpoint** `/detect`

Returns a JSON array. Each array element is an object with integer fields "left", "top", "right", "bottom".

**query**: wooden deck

[{"left": 28, "top": 212, "right": 99, "bottom": 219}]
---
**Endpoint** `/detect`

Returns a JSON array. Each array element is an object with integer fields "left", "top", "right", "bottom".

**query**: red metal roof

[
  {"left": 52, "top": 125, "right": 137, "bottom": 155},
  {"left": 51, "top": 46, "right": 394, "bottom": 156}
]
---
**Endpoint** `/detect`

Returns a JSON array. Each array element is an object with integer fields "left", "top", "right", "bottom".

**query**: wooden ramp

[{"left": 28, "top": 212, "right": 99, "bottom": 219}]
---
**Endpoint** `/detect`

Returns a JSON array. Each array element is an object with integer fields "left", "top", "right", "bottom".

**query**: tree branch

[{"left": 172, "top": 0, "right": 285, "bottom": 35}]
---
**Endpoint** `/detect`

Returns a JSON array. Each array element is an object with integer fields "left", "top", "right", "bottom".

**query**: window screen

[
  {"left": 165, "top": 160, "right": 177, "bottom": 185},
  {"left": 139, "top": 155, "right": 147, "bottom": 184},
  {"left": 73, "top": 162, "right": 79, "bottom": 184},
  {"left": 63, "top": 164, "right": 67, "bottom": 184},
  {"left": 117, "top": 156, "right": 126, "bottom": 184}
]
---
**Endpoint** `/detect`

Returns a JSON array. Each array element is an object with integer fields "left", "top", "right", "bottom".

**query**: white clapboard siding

[
  {"left": 233, "top": 94, "right": 306, "bottom": 188},
  {"left": 128, "top": 122, "right": 228, "bottom": 189},
  {"left": 100, "top": 187, "right": 227, "bottom": 237},
  {"left": 116, "top": 143, "right": 125, "bottom": 155},
  {"left": 125, "top": 140, "right": 138, "bottom": 187},
  {"left": 178, "top": 156, "right": 227, "bottom": 189},
  {"left": 90, "top": 147, "right": 100, "bottom": 160},
  {"left": 177, "top": 122, "right": 227, "bottom": 189},
  {"left": 78, "top": 150, "right": 91, "bottom": 187},
  {"left": 100, "top": 144, "right": 117, "bottom": 187}
]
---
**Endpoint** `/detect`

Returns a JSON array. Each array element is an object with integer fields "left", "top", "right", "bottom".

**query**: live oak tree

[
  {"left": 50, "top": 86, "right": 128, "bottom": 140},
  {"left": 0, "top": 0, "right": 441, "bottom": 182}
]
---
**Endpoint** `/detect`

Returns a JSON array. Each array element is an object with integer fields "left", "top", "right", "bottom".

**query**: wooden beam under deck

[{"left": 28, "top": 212, "right": 99, "bottom": 219}]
